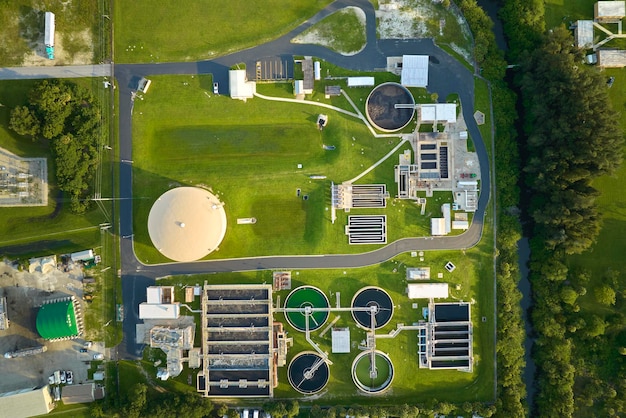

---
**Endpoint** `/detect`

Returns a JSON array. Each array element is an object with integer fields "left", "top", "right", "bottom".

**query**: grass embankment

[
  {"left": 131, "top": 74, "right": 456, "bottom": 263},
  {"left": 113, "top": 0, "right": 332, "bottom": 63},
  {"left": 153, "top": 242, "right": 495, "bottom": 405},
  {"left": 292, "top": 7, "right": 367, "bottom": 55}
]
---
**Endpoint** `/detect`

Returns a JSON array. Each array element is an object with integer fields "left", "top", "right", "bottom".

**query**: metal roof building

[
  {"left": 36, "top": 298, "right": 81, "bottom": 340},
  {"left": 401, "top": 55, "right": 429, "bottom": 87},
  {"left": 597, "top": 49, "right": 626, "bottom": 67},
  {"left": 0, "top": 386, "right": 55, "bottom": 418},
  {"left": 61, "top": 383, "right": 95, "bottom": 404},
  {"left": 574, "top": 20, "right": 594, "bottom": 48},
  {"left": 229, "top": 70, "right": 256, "bottom": 101},
  {"left": 148, "top": 187, "right": 227, "bottom": 262},
  {"left": 407, "top": 283, "right": 449, "bottom": 299},
  {"left": 595, "top": 1, "right": 626, "bottom": 21},
  {"left": 419, "top": 104, "right": 457, "bottom": 124}
]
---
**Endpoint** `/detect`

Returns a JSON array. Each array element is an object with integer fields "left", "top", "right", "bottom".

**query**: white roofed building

[
  {"left": 575, "top": 20, "right": 594, "bottom": 48},
  {"left": 419, "top": 104, "right": 457, "bottom": 124},
  {"left": 595, "top": 1, "right": 626, "bottom": 21},
  {"left": 229, "top": 69, "right": 256, "bottom": 101},
  {"left": 401, "top": 55, "right": 429, "bottom": 87},
  {"left": 407, "top": 283, "right": 449, "bottom": 299},
  {"left": 139, "top": 286, "right": 180, "bottom": 320},
  {"left": 347, "top": 77, "right": 375, "bottom": 87}
]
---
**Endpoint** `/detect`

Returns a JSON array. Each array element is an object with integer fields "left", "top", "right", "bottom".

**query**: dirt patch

[{"left": 22, "top": 28, "right": 93, "bottom": 66}]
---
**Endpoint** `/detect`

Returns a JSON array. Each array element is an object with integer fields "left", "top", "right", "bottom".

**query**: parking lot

[{"left": 0, "top": 261, "right": 104, "bottom": 393}]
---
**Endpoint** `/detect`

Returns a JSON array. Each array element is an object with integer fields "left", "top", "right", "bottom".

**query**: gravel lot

[{"left": 0, "top": 261, "right": 104, "bottom": 393}]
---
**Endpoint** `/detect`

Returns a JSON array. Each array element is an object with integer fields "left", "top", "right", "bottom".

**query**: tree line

[
  {"left": 500, "top": 0, "right": 626, "bottom": 416},
  {"left": 9, "top": 79, "right": 102, "bottom": 213}
]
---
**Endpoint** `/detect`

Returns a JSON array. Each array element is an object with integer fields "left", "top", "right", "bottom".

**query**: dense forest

[
  {"left": 9, "top": 79, "right": 102, "bottom": 213},
  {"left": 500, "top": 0, "right": 626, "bottom": 416}
]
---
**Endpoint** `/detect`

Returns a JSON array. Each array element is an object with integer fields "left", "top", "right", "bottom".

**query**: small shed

[
  {"left": 407, "top": 267, "right": 431, "bottom": 280},
  {"left": 407, "top": 283, "right": 449, "bottom": 299},
  {"left": 574, "top": 20, "right": 594, "bottom": 48},
  {"left": 401, "top": 55, "right": 429, "bottom": 87},
  {"left": 595, "top": 1, "right": 626, "bottom": 21},
  {"left": 347, "top": 77, "right": 375, "bottom": 87},
  {"left": 431, "top": 218, "right": 447, "bottom": 236},
  {"left": 325, "top": 85, "right": 341, "bottom": 97}
]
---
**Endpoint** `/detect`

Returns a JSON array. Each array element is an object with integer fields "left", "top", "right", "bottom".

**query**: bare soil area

[{"left": 22, "top": 28, "right": 93, "bottom": 66}]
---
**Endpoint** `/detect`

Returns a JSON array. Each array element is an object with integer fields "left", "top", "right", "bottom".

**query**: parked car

[
  {"left": 84, "top": 341, "right": 93, "bottom": 348},
  {"left": 213, "top": 82, "right": 219, "bottom": 94},
  {"left": 66, "top": 370, "right": 73, "bottom": 385},
  {"left": 48, "top": 375, "right": 55, "bottom": 385},
  {"left": 54, "top": 386, "right": 61, "bottom": 401},
  {"left": 93, "top": 353, "right": 104, "bottom": 360},
  {"left": 607, "top": 76, "right": 615, "bottom": 88},
  {"left": 60, "top": 370, "right": 66, "bottom": 384},
  {"left": 79, "top": 348, "right": 88, "bottom": 353}
]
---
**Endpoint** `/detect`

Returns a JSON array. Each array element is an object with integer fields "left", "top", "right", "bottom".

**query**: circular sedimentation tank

[
  {"left": 352, "top": 350, "right": 394, "bottom": 393},
  {"left": 284, "top": 286, "right": 329, "bottom": 331},
  {"left": 288, "top": 352, "right": 330, "bottom": 394},
  {"left": 351, "top": 286, "right": 394, "bottom": 329},
  {"left": 365, "top": 82, "right": 415, "bottom": 132}
]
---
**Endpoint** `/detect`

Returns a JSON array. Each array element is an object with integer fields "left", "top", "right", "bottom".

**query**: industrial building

[
  {"left": 139, "top": 286, "right": 180, "bottom": 320},
  {"left": 416, "top": 302, "right": 473, "bottom": 371},
  {"left": 400, "top": 55, "right": 429, "bottom": 87},
  {"left": 197, "top": 284, "right": 274, "bottom": 397},
  {"left": 0, "top": 386, "right": 55, "bottom": 418}
]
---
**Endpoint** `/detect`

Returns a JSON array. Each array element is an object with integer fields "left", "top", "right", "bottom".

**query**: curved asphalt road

[{"left": 0, "top": 0, "right": 490, "bottom": 357}]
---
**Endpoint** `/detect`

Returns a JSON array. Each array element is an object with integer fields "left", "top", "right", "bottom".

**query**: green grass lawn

[
  {"left": 544, "top": 0, "right": 596, "bottom": 29},
  {"left": 132, "top": 74, "right": 447, "bottom": 262},
  {"left": 292, "top": 7, "right": 367, "bottom": 55},
  {"left": 156, "top": 237, "right": 495, "bottom": 404},
  {"left": 568, "top": 68, "right": 626, "bottom": 308},
  {"left": 113, "top": 0, "right": 332, "bottom": 63}
]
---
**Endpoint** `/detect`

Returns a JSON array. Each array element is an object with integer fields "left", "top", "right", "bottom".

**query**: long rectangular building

[{"left": 197, "top": 284, "right": 274, "bottom": 397}]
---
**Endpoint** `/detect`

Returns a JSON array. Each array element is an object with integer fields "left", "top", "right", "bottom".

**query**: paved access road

[
  {"left": 1, "top": 0, "right": 491, "bottom": 358},
  {"left": 0, "top": 64, "right": 111, "bottom": 79}
]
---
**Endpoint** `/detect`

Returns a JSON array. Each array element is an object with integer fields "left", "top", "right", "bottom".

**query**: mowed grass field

[
  {"left": 113, "top": 0, "right": 331, "bottom": 63},
  {"left": 544, "top": 0, "right": 596, "bottom": 29},
  {"left": 131, "top": 75, "right": 449, "bottom": 262},
  {"left": 569, "top": 67, "right": 626, "bottom": 322},
  {"left": 156, "top": 242, "right": 495, "bottom": 404},
  {"left": 0, "top": 79, "right": 109, "bottom": 258}
]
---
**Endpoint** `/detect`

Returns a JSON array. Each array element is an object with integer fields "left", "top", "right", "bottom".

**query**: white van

[
  {"left": 242, "top": 410, "right": 249, "bottom": 418},
  {"left": 53, "top": 370, "right": 61, "bottom": 385},
  {"left": 253, "top": 411, "right": 259, "bottom": 418}
]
